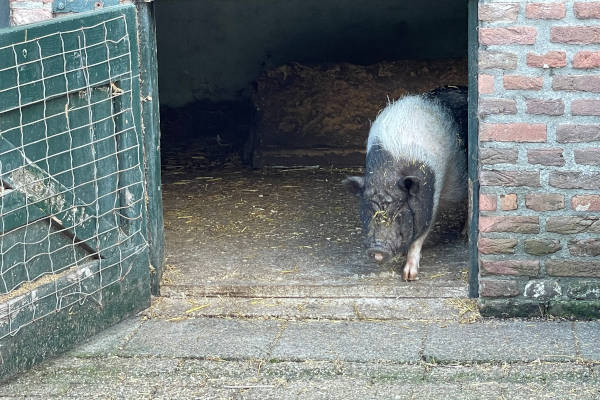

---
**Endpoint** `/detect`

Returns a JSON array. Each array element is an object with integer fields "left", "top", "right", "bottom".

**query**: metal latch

[{"left": 52, "top": 0, "right": 120, "bottom": 14}]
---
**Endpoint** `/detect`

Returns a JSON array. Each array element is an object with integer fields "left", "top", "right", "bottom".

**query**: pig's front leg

[{"left": 402, "top": 234, "right": 427, "bottom": 281}]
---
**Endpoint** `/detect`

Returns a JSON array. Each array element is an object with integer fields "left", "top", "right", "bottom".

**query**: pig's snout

[{"left": 367, "top": 247, "right": 391, "bottom": 264}]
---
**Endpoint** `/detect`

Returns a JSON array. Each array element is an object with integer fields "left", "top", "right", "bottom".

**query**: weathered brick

[
  {"left": 480, "top": 148, "right": 519, "bottom": 165},
  {"left": 481, "top": 259, "right": 540, "bottom": 276},
  {"left": 480, "top": 123, "right": 546, "bottom": 142},
  {"left": 527, "top": 51, "right": 567, "bottom": 68},
  {"left": 479, "top": 74, "right": 495, "bottom": 94},
  {"left": 525, "top": 193, "right": 565, "bottom": 211},
  {"left": 479, "top": 278, "right": 520, "bottom": 297},
  {"left": 574, "top": 2, "right": 600, "bottom": 19},
  {"left": 526, "top": 3, "right": 566, "bottom": 19},
  {"left": 500, "top": 194, "right": 518, "bottom": 210},
  {"left": 480, "top": 170, "right": 540, "bottom": 187},
  {"left": 553, "top": 75, "right": 600, "bottom": 92},
  {"left": 549, "top": 171, "right": 600, "bottom": 189},
  {"left": 546, "top": 216, "right": 600, "bottom": 234},
  {"left": 480, "top": 193, "right": 497, "bottom": 211},
  {"left": 572, "top": 100, "right": 600, "bottom": 116},
  {"left": 546, "top": 260, "right": 600, "bottom": 278},
  {"left": 478, "top": 237, "right": 518, "bottom": 254},
  {"left": 479, "top": 98, "right": 517, "bottom": 116},
  {"left": 479, "top": 51, "right": 518, "bottom": 70},
  {"left": 573, "top": 51, "right": 600, "bottom": 68},
  {"left": 556, "top": 124, "right": 600, "bottom": 142},
  {"left": 479, "top": 3, "right": 520, "bottom": 22},
  {"left": 551, "top": 26, "right": 600, "bottom": 44},
  {"left": 479, "top": 216, "right": 539, "bottom": 233},
  {"left": 527, "top": 148, "right": 565, "bottom": 166},
  {"left": 569, "top": 238, "right": 600, "bottom": 256},
  {"left": 567, "top": 281, "right": 600, "bottom": 300},
  {"left": 574, "top": 148, "right": 600, "bottom": 166},
  {"left": 571, "top": 195, "right": 600, "bottom": 211},
  {"left": 480, "top": 27, "right": 537, "bottom": 45},
  {"left": 503, "top": 75, "right": 543, "bottom": 90},
  {"left": 523, "top": 280, "right": 562, "bottom": 301},
  {"left": 525, "top": 99, "right": 564, "bottom": 116},
  {"left": 10, "top": 6, "right": 52, "bottom": 26},
  {"left": 524, "top": 239, "right": 562, "bottom": 256}
]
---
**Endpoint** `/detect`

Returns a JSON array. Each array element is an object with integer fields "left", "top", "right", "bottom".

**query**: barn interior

[{"left": 153, "top": 0, "right": 470, "bottom": 309}]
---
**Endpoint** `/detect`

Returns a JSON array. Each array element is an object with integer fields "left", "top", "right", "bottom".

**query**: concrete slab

[
  {"left": 424, "top": 321, "right": 576, "bottom": 363},
  {"left": 142, "top": 296, "right": 480, "bottom": 323},
  {"left": 120, "top": 318, "right": 282, "bottom": 359},
  {"left": 574, "top": 321, "right": 600, "bottom": 361},
  {"left": 270, "top": 320, "right": 424, "bottom": 362},
  {"left": 66, "top": 317, "right": 143, "bottom": 357}
]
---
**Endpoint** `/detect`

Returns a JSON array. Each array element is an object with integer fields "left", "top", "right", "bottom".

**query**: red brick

[
  {"left": 481, "top": 259, "right": 540, "bottom": 276},
  {"left": 480, "top": 170, "right": 540, "bottom": 187},
  {"left": 526, "top": 3, "right": 566, "bottom": 19},
  {"left": 550, "top": 171, "right": 600, "bottom": 189},
  {"left": 479, "top": 216, "right": 539, "bottom": 233},
  {"left": 546, "top": 260, "right": 600, "bottom": 277},
  {"left": 479, "top": 278, "right": 520, "bottom": 297},
  {"left": 569, "top": 238, "right": 600, "bottom": 256},
  {"left": 479, "top": 74, "right": 495, "bottom": 94},
  {"left": 479, "top": 3, "right": 520, "bottom": 22},
  {"left": 480, "top": 51, "right": 518, "bottom": 70},
  {"left": 503, "top": 75, "right": 543, "bottom": 90},
  {"left": 478, "top": 237, "right": 518, "bottom": 254},
  {"left": 572, "top": 100, "right": 600, "bottom": 116},
  {"left": 479, "top": 98, "right": 517, "bottom": 116},
  {"left": 480, "top": 193, "right": 497, "bottom": 211},
  {"left": 480, "top": 123, "right": 546, "bottom": 142},
  {"left": 525, "top": 99, "right": 564, "bottom": 115},
  {"left": 574, "top": 148, "right": 600, "bottom": 165},
  {"left": 571, "top": 195, "right": 600, "bottom": 211},
  {"left": 556, "top": 124, "right": 600, "bottom": 142},
  {"left": 553, "top": 75, "right": 600, "bottom": 92},
  {"left": 551, "top": 26, "right": 600, "bottom": 44},
  {"left": 546, "top": 216, "right": 600, "bottom": 234},
  {"left": 573, "top": 51, "right": 600, "bottom": 68},
  {"left": 525, "top": 193, "right": 565, "bottom": 211},
  {"left": 480, "top": 27, "right": 537, "bottom": 45},
  {"left": 574, "top": 2, "right": 600, "bottom": 19},
  {"left": 527, "top": 148, "right": 565, "bottom": 166},
  {"left": 524, "top": 239, "right": 562, "bottom": 255},
  {"left": 500, "top": 194, "right": 518, "bottom": 211},
  {"left": 480, "top": 148, "right": 519, "bottom": 165},
  {"left": 527, "top": 51, "right": 567, "bottom": 68}
]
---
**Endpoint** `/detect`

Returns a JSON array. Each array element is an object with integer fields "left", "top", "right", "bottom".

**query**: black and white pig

[{"left": 343, "top": 86, "right": 468, "bottom": 281}]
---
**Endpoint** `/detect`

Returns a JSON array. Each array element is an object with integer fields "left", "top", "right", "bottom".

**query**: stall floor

[{"left": 160, "top": 147, "right": 469, "bottom": 299}]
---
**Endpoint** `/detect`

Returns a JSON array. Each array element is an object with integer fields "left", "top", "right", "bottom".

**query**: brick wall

[{"left": 478, "top": 0, "right": 600, "bottom": 317}]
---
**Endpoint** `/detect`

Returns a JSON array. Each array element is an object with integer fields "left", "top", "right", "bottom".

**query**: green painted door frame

[
  {"left": 0, "top": 4, "right": 153, "bottom": 381},
  {"left": 467, "top": 0, "right": 479, "bottom": 298}
]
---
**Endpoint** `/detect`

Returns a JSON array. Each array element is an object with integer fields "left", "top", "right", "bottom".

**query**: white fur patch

[{"left": 366, "top": 95, "right": 467, "bottom": 211}]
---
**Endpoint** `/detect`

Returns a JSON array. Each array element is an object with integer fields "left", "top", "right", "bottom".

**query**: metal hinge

[{"left": 52, "top": 0, "right": 120, "bottom": 14}]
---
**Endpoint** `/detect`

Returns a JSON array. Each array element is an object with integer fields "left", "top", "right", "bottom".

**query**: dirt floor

[{"left": 159, "top": 142, "right": 469, "bottom": 300}]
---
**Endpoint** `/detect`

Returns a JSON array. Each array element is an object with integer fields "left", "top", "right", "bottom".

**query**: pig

[{"left": 343, "top": 86, "right": 468, "bottom": 281}]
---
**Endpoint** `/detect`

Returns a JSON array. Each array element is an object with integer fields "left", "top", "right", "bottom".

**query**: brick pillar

[
  {"left": 9, "top": 0, "right": 52, "bottom": 26},
  {"left": 478, "top": 0, "right": 600, "bottom": 317}
]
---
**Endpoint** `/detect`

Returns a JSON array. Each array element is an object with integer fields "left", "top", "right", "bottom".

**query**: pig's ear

[
  {"left": 342, "top": 176, "right": 365, "bottom": 196},
  {"left": 399, "top": 176, "right": 421, "bottom": 196}
]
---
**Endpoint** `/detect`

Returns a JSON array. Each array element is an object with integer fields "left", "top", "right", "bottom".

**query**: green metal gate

[{"left": 0, "top": 5, "right": 151, "bottom": 379}]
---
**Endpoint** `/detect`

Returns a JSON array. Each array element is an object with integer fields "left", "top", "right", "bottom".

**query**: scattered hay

[{"left": 445, "top": 298, "right": 481, "bottom": 324}]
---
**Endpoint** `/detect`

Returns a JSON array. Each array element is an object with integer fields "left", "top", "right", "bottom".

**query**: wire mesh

[{"left": 0, "top": 14, "right": 147, "bottom": 339}]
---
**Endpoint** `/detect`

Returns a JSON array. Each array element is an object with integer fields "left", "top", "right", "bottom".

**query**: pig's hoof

[{"left": 402, "top": 265, "right": 419, "bottom": 281}]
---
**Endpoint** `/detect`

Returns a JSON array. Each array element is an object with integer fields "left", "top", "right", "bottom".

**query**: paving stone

[
  {"left": 575, "top": 321, "right": 600, "bottom": 361},
  {"left": 67, "top": 317, "right": 143, "bottom": 357},
  {"left": 120, "top": 318, "right": 282, "bottom": 359},
  {"left": 424, "top": 321, "right": 576, "bottom": 363},
  {"left": 270, "top": 320, "right": 424, "bottom": 362}
]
